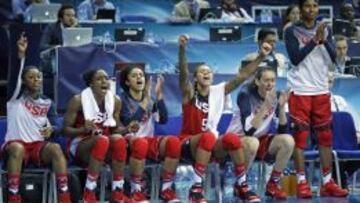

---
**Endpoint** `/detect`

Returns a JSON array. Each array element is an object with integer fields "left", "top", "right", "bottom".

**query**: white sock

[
  {"left": 131, "top": 181, "right": 142, "bottom": 193},
  {"left": 236, "top": 174, "right": 247, "bottom": 185},
  {"left": 85, "top": 179, "right": 97, "bottom": 190},
  {"left": 322, "top": 172, "right": 332, "bottom": 184},
  {"left": 162, "top": 181, "right": 173, "bottom": 191},
  {"left": 112, "top": 179, "right": 125, "bottom": 191},
  {"left": 297, "top": 173, "right": 306, "bottom": 184},
  {"left": 192, "top": 171, "right": 203, "bottom": 184}
]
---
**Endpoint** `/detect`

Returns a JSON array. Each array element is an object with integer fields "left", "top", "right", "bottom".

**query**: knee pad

[
  {"left": 291, "top": 122, "right": 310, "bottom": 150},
  {"left": 197, "top": 132, "right": 216, "bottom": 152},
  {"left": 111, "top": 137, "right": 127, "bottom": 161},
  {"left": 315, "top": 124, "right": 332, "bottom": 147},
  {"left": 131, "top": 138, "right": 148, "bottom": 160},
  {"left": 91, "top": 136, "right": 110, "bottom": 161},
  {"left": 165, "top": 136, "right": 181, "bottom": 159},
  {"left": 293, "top": 130, "right": 309, "bottom": 150},
  {"left": 221, "top": 133, "right": 242, "bottom": 151}
]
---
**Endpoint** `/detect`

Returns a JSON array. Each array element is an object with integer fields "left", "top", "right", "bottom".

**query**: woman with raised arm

[
  {"left": 3, "top": 33, "right": 71, "bottom": 203},
  {"left": 177, "top": 35, "right": 271, "bottom": 203}
]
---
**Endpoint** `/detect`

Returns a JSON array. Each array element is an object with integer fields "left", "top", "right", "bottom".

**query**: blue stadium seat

[{"left": 331, "top": 112, "right": 360, "bottom": 189}]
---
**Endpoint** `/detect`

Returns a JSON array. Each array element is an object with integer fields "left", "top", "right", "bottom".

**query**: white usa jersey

[
  {"left": 6, "top": 95, "right": 53, "bottom": 143},
  {"left": 285, "top": 22, "right": 336, "bottom": 95},
  {"left": 5, "top": 58, "right": 56, "bottom": 143}
]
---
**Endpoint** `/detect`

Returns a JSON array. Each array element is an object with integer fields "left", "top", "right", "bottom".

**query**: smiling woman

[{"left": 177, "top": 34, "right": 272, "bottom": 203}]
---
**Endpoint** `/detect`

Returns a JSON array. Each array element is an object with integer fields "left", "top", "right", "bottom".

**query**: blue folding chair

[{"left": 331, "top": 111, "right": 360, "bottom": 191}]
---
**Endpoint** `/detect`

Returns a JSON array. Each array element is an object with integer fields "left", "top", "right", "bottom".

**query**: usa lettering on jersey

[
  {"left": 23, "top": 99, "right": 50, "bottom": 117},
  {"left": 195, "top": 97, "right": 209, "bottom": 113}
]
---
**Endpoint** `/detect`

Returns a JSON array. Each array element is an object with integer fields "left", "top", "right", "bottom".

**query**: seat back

[
  {"left": 332, "top": 111, "right": 358, "bottom": 150},
  {"left": 155, "top": 116, "right": 182, "bottom": 136},
  {"left": 0, "top": 118, "right": 6, "bottom": 147}
]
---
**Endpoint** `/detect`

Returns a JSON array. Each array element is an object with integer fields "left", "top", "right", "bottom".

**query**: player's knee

[
  {"left": 131, "top": 138, "right": 148, "bottom": 160},
  {"left": 292, "top": 122, "right": 310, "bottom": 150},
  {"left": 316, "top": 128, "right": 332, "bottom": 147},
  {"left": 221, "top": 133, "right": 242, "bottom": 151},
  {"left": 165, "top": 136, "right": 181, "bottom": 159},
  {"left": 48, "top": 143, "right": 64, "bottom": 159},
  {"left": 197, "top": 132, "right": 216, "bottom": 152},
  {"left": 245, "top": 137, "right": 260, "bottom": 156},
  {"left": 7, "top": 142, "right": 25, "bottom": 159},
  {"left": 279, "top": 134, "right": 295, "bottom": 153},
  {"left": 91, "top": 136, "right": 110, "bottom": 161},
  {"left": 111, "top": 137, "right": 127, "bottom": 161}
]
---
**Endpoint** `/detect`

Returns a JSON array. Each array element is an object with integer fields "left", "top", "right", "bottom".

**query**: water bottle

[
  {"left": 266, "top": 9, "right": 273, "bottom": 23},
  {"left": 260, "top": 8, "right": 267, "bottom": 23},
  {"left": 175, "top": 165, "right": 194, "bottom": 202},
  {"left": 281, "top": 168, "right": 291, "bottom": 195},
  {"left": 247, "top": 164, "right": 258, "bottom": 191},
  {"left": 103, "top": 31, "right": 113, "bottom": 44},
  {"left": 78, "top": 6, "right": 88, "bottom": 21},
  {"left": 223, "top": 163, "right": 235, "bottom": 201},
  {"left": 145, "top": 32, "right": 155, "bottom": 44},
  {"left": 115, "top": 7, "right": 121, "bottom": 23}
]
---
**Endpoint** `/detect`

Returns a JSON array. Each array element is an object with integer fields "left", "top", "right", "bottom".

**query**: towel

[
  {"left": 81, "top": 87, "right": 116, "bottom": 127},
  {"left": 207, "top": 82, "right": 233, "bottom": 138}
]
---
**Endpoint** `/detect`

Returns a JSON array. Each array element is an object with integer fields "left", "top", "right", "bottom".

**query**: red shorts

[
  {"left": 145, "top": 137, "right": 162, "bottom": 161},
  {"left": 2, "top": 140, "right": 49, "bottom": 167},
  {"left": 289, "top": 93, "right": 332, "bottom": 147},
  {"left": 288, "top": 93, "right": 332, "bottom": 129},
  {"left": 256, "top": 135, "right": 275, "bottom": 161}
]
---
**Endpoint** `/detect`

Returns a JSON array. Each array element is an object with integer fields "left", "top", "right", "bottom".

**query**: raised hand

[
  {"left": 259, "top": 42, "right": 272, "bottom": 58},
  {"left": 17, "top": 32, "right": 28, "bottom": 58},
  {"left": 264, "top": 88, "right": 277, "bottom": 109},
  {"left": 144, "top": 76, "right": 152, "bottom": 99},
  {"left": 315, "top": 22, "right": 327, "bottom": 43},
  {"left": 278, "top": 90, "right": 290, "bottom": 107},
  {"left": 155, "top": 74, "right": 164, "bottom": 100},
  {"left": 178, "top": 34, "right": 189, "bottom": 47}
]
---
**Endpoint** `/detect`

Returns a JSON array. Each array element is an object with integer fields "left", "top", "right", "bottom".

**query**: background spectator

[
  {"left": 243, "top": 29, "right": 288, "bottom": 77},
  {"left": 282, "top": 4, "right": 300, "bottom": 31},
  {"left": 12, "top": 0, "right": 50, "bottom": 22},
  {"left": 40, "top": 4, "right": 78, "bottom": 51},
  {"left": 332, "top": 35, "right": 352, "bottom": 75},
  {"left": 220, "top": 0, "right": 254, "bottom": 23},
  {"left": 338, "top": 2, "right": 360, "bottom": 39},
  {"left": 173, "top": 0, "right": 209, "bottom": 21},
  {"left": 77, "top": 0, "right": 114, "bottom": 21}
]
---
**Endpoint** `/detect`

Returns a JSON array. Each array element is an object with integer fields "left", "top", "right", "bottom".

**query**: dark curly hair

[
  {"left": 82, "top": 69, "right": 100, "bottom": 87},
  {"left": 298, "top": 0, "right": 319, "bottom": 10},
  {"left": 119, "top": 66, "right": 147, "bottom": 92}
]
